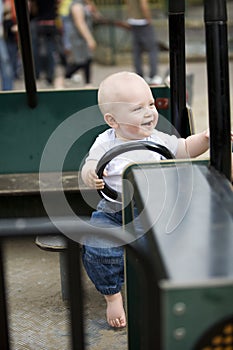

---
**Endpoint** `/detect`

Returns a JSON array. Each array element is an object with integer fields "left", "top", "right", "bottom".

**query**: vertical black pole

[
  {"left": 0, "top": 243, "right": 10, "bottom": 350},
  {"left": 67, "top": 240, "right": 85, "bottom": 350},
  {"left": 168, "top": 0, "right": 189, "bottom": 137},
  {"left": 204, "top": 0, "right": 231, "bottom": 181},
  {"left": 14, "top": 0, "right": 37, "bottom": 108}
]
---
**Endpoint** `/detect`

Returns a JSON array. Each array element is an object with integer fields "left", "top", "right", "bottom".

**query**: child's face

[{"left": 110, "top": 79, "right": 159, "bottom": 140}]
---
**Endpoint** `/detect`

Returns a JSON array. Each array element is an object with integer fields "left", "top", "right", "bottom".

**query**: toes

[
  {"left": 113, "top": 318, "right": 120, "bottom": 327},
  {"left": 119, "top": 317, "right": 126, "bottom": 327},
  {"left": 108, "top": 318, "right": 119, "bottom": 328},
  {"left": 108, "top": 317, "right": 126, "bottom": 328}
]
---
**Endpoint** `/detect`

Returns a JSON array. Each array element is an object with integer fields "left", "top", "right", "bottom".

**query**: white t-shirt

[{"left": 84, "top": 128, "right": 178, "bottom": 193}]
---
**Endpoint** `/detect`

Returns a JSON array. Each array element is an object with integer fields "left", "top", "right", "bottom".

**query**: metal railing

[{"left": 0, "top": 217, "right": 157, "bottom": 350}]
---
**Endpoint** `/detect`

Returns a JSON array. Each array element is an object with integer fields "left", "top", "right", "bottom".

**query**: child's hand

[
  {"left": 205, "top": 128, "right": 210, "bottom": 139},
  {"left": 86, "top": 169, "right": 107, "bottom": 189}
]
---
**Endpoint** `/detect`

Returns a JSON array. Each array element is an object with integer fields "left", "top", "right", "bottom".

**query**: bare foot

[{"left": 104, "top": 292, "right": 126, "bottom": 328}]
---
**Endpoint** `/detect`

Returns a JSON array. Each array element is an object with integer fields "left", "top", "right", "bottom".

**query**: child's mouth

[{"left": 141, "top": 120, "right": 153, "bottom": 127}]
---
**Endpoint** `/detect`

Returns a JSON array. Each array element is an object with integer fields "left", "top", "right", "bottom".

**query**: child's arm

[
  {"left": 81, "top": 160, "right": 106, "bottom": 189},
  {"left": 231, "top": 153, "right": 233, "bottom": 182},
  {"left": 177, "top": 130, "right": 233, "bottom": 181},
  {"left": 176, "top": 129, "right": 209, "bottom": 158},
  {"left": 231, "top": 131, "right": 233, "bottom": 181},
  {"left": 140, "top": 0, "right": 152, "bottom": 22},
  {"left": 71, "top": 3, "right": 96, "bottom": 51}
]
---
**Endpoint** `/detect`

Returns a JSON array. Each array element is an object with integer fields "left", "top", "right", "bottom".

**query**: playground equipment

[
  {"left": 96, "top": 141, "right": 175, "bottom": 201},
  {"left": 126, "top": 1, "right": 232, "bottom": 349},
  {"left": 123, "top": 1, "right": 233, "bottom": 349},
  {"left": 0, "top": 0, "right": 232, "bottom": 349}
]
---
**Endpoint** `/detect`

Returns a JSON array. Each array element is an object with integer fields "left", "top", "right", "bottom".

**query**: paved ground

[
  {"left": 4, "top": 238, "right": 127, "bottom": 350},
  {"left": 2, "top": 3, "right": 233, "bottom": 349}
]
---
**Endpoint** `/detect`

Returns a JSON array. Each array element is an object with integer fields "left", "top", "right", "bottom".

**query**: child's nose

[{"left": 144, "top": 107, "right": 153, "bottom": 116}]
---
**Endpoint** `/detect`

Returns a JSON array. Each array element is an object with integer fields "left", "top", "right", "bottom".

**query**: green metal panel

[
  {"left": 0, "top": 89, "right": 98, "bottom": 174},
  {"left": 161, "top": 282, "right": 233, "bottom": 350},
  {"left": 0, "top": 86, "right": 171, "bottom": 174},
  {"left": 124, "top": 161, "right": 233, "bottom": 350}
]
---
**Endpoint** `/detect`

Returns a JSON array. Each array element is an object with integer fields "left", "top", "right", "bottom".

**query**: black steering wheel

[{"left": 96, "top": 140, "right": 175, "bottom": 202}]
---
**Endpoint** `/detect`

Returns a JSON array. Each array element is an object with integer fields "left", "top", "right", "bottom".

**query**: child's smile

[{"left": 141, "top": 119, "right": 154, "bottom": 127}]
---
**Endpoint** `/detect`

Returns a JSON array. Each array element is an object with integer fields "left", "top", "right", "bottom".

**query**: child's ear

[{"left": 104, "top": 113, "right": 118, "bottom": 128}]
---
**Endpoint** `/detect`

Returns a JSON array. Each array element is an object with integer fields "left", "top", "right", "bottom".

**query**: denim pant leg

[
  {"left": 131, "top": 24, "right": 158, "bottom": 79},
  {"left": 45, "top": 33, "right": 56, "bottom": 83},
  {"left": 0, "top": 38, "right": 13, "bottom": 90},
  {"left": 131, "top": 26, "right": 143, "bottom": 77},
  {"left": 30, "top": 21, "right": 40, "bottom": 79},
  {"left": 143, "top": 24, "right": 158, "bottom": 78},
  {"left": 82, "top": 203, "right": 124, "bottom": 295}
]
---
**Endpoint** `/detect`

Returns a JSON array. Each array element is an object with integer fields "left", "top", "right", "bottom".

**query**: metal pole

[
  {"left": 14, "top": 0, "right": 37, "bottom": 108},
  {"left": 168, "top": 0, "right": 189, "bottom": 137},
  {"left": 0, "top": 243, "right": 10, "bottom": 350},
  {"left": 204, "top": 0, "right": 231, "bottom": 181},
  {"left": 67, "top": 240, "right": 85, "bottom": 350}
]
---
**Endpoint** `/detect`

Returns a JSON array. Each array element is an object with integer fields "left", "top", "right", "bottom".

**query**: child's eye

[
  {"left": 149, "top": 101, "right": 155, "bottom": 107},
  {"left": 133, "top": 106, "right": 142, "bottom": 112}
]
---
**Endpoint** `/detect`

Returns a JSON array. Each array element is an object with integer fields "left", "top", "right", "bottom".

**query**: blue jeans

[
  {"left": 61, "top": 15, "right": 72, "bottom": 52},
  {"left": 30, "top": 20, "right": 57, "bottom": 84},
  {"left": 6, "top": 40, "right": 20, "bottom": 79},
  {"left": 131, "top": 24, "right": 159, "bottom": 78},
  {"left": 0, "top": 37, "right": 13, "bottom": 90},
  {"left": 82, "top": 199, "right": 142, "bottom": 295}
]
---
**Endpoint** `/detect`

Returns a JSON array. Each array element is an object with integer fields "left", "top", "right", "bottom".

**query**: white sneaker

[
  {"left": 71, "top": 73, "right": 82, "bottom": 84},
  {"left": 164, "top": 75, "right": 170, "bottom": 86},
  {"left": 148, "top": 75, "right": 163, "bottom": 85},
  {"left": 144, "top": 75, "right": 151, "bottom": 84}
]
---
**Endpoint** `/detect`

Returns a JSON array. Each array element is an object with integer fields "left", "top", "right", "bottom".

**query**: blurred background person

[
  {"left": 65, "top": 0, "right": 101, "bottom": 87},
  {"left": 29, "top": 0, "right": 62, "bottom": 87},
  {"left": 3, "top": 0, "right": 21, "bottom": 80},
  {"left": 126, "top": 0, "right": 162, "bottom": 85},
  {"left": 58, "top": 0, "right": 82, "bottom": 85},
  {"left": 58, "top": 0, "right": 72, "bottom": 64},
  {"left": 0, "top": 0, "right": 13, "bottom": 90}
]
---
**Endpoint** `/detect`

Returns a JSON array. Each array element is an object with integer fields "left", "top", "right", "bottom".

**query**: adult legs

[
  {"left": 131, "top": 26, "right": 144, "bottom": 77},
  {"left": 30, "top": 20, "right": 40, "bottom": 79},
  {"left": 65, "top": 59, "right": 92, "bottom": 85},
  {"left": 132, "top": 24, "right": 160, "bottom": 82},
  {"left": 40, "top": 26, "right": 57, "bottom": 85},
  {"left": 45, "top": 33, "right": 56, "bottom": 84},
  {"left": 82, "top": 58, "right": 92, "bottom": 84},
  {"left": 0, "top": 37, "right": 13, "bottom": 90},
  {"left": 143, "top": 24, "right": 159, "bottom": 79},
  {"left": 33, "top": 24, "right": 57, "bottom": 84},
  {"left": 6, "top": 40, "right": 20, "bottom": 79}
]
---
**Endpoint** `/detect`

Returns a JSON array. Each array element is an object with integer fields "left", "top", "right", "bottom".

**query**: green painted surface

[
  {"left": 124, "top": 161, "right": 232, "bottom": 350},
  {"left": 0, "top": 86, "right": 170, "bottom": 174},
  {"left": 161, "top": 283, "right": 233, "bottom": 349},
  {"left": 0, "top": 89, "right": 99, "bottom": 174}
]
